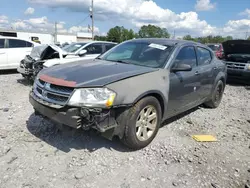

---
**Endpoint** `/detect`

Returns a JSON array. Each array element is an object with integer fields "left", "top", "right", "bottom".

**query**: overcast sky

[{"left": 0, "top": 0, "right": 250, "bottom": 38}]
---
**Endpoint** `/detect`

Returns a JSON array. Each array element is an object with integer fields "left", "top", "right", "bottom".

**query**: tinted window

[
  {"left": 62, "top": 43, "right": 87, "bottom": 53},
  {"left": 8, "top": 39, "right": 28, "bottom": 48},
  {"left": 197, "top": 47, "right": 212, "bottom": 66},
  {"left": 26, "top": 42, "right": 33, "bottom": 47},
  {"left": 207, "top": 44, "right": 220, "bottom": 51},
  {"left": 0, "top": 39, "right": 4, "bottom": 48},
  {"left": 85, "top": 44, "right": 103, "bottom": 54},
  {"left": 174, "top": 46, "right": 197, "bottom": 67},
  {"left": 105, "top": 44, "right": 116, "bottom": 52}
]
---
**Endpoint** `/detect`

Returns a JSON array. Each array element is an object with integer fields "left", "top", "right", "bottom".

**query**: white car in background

[
  {"left": 0, "top": 36, "right": 39, "bottom": 70},
  {"left": 18, "top": 41, "right": 117, "bottom": 79}
]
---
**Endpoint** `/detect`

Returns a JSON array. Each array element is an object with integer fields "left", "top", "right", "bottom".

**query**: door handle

[
  {"left": 213, "top": 67, "right": 218, "bottom": 70},
  {"left": 195, "top": 71, "right": 200, "bottom": 75}
]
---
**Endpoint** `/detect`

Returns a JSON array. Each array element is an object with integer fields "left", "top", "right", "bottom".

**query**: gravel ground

[{"left": 0, "top": 72, "right": 249, "bottom": 188}]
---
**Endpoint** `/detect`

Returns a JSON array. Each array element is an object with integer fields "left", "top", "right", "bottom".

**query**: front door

[{"left": 167, "top": 46, "right": 202, "bottom": 116}]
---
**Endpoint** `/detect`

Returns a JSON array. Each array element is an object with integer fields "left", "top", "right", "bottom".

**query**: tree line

[{"left": 95, "top": 24, "right": 250, "bottom": 43}]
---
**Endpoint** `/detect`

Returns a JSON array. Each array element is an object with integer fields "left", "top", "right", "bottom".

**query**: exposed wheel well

[
  {"left": 220, "top": 77, "right": 226, "bottom": 85},
  {"left": 136, "top": 93, "right": 165, "bottom": 118}
]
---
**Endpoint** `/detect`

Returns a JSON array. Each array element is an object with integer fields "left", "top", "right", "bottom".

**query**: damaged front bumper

[
  {"left": 29, "top": 91, "right": 118, "bottom": 132},
  {"left": 17, "top": 60, "right": 34, "bottom": 76}
]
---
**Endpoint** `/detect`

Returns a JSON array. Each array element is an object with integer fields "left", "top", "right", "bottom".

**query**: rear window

[
  {"left": 26, "top": 41, "right": 33, "bottom": 47},
  {"left": 207, "top": 44, "right": 220, "bottom": 51},
  {"left": 0, "top": 39, "right": 4, "bottom": 48}
]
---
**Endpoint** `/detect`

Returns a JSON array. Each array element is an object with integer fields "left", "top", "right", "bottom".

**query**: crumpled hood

[
  {"left": 38, "top": 59, "right": 159, "bottom": 87},
  {"left": 222, "top": 40, "right": 250, "bottom": 56}
]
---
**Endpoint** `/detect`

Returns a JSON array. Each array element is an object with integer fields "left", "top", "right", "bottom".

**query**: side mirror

[
  {"left": 78, "top": 49, "right": 87, "bottom": 57},
  {"left": 171, "top": 63, "right": 192, "bottom": 72}
]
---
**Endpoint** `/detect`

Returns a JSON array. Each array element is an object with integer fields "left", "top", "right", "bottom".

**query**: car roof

[
  {"left": 0, "top": 36, "right": 36, "bottom": 43},
  {"left": 126, "top": 38, "right": 204, "bottom": 46},
  {"left": 87, "top": 41, "right": 117, "bottom": 44}
]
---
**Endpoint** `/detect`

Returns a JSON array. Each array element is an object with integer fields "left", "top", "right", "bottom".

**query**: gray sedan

[{"left": 29, "top": 38, "right": 227, "bottom": 149}]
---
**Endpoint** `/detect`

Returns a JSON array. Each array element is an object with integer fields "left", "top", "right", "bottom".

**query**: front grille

[
  {"left": 226, "top": 62, "right": 245, "bottom": 70},
  {"left": 33, "top": 78, "right": 74, "bottom": 106},
  {"left": 50, "top": 84, "right": 74, "bottom": 93}
]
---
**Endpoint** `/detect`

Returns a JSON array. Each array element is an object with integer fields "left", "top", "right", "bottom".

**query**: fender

[
  {"left": 132, "top": 90, "right": 167, "bottom": 118},
  {"left": 208, "top": 71, "right": 226, "bottom": 100}
]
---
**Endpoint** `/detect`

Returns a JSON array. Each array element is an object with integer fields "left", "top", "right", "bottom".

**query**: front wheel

[
  {"left": 121, "top": 96, "right": 162, "bottom": 150},
  {"left": 204, "top": 80, "right": 225, "bottom": 108}
]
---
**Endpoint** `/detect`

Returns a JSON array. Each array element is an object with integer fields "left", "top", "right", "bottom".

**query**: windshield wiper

[{"left": 116, "top": 60, "right": 131, "bottom": 64}]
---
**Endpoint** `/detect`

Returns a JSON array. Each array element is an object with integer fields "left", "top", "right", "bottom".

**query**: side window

[
  {"left": 174, "top": 46, "right": 197, "bottom": 67},
  {"left": 0, "top": 39, "right": 4, "bottom": 48},
  {"left": 197, "top": 47, "right": 212, "bottom": 66},
  {"left": 85, "top": 44, "right": 103, "bottom": 54},
  {"left": 26, "top": 42, "right": 33, "bottom": 47},
  {"left": 104, "top": 44, "right": 116, "bottom": 52},
  {"left": 8, "top": 39, "right": 28, "bottom": 48}
]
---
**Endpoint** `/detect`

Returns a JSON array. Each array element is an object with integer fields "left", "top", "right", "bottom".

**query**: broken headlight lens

[{"left": 68, "top": 88, "right": 116, "bottom": 108}]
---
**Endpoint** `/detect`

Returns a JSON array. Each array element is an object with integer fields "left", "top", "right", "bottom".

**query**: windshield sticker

[{"left": 148, "top": 43, "right": 167, "bottom": 50}]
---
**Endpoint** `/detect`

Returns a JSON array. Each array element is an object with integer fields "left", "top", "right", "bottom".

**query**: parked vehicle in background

[
  {"left": 0, "top": 36, "right": 39, "bottom": 70},
  {"left": 17, "top": 44, "right": 67, "bottom": 79},
  {"left": 222, "top": 40, "right": 250, "bottom": 81},
  {"left": 206, "top": 43, "right": 224, "bottom": 59},
  {"left": 29, "top": 38, "right": 227, "bottom": 149},
  {"left": 18, "top": 41, "right": 117, "bottom": 79},
  {"left": 62, "top": 41, "right": 117, "bottom": 56}
]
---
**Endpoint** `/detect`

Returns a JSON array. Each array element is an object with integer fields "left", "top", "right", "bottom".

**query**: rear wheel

[
  {"left": 204, "top": 80, "right": 225, "bottom": 108},
  {"left": 121, "top": 96, "right": 162, "bottom": 150}
]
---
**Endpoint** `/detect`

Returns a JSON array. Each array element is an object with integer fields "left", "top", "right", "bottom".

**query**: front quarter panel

[{"left": 106, "top": 69, "right": 170, "bottom": 118}]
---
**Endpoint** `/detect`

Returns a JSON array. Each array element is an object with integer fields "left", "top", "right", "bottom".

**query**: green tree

[
  {"left": 106, "top": 26, "right": 135, "bottom": 43},
  {"left": 225, "top": 36, "right": 233, "bottom": 41},
  {"left": 138, "top": 24, "right": 170, "bottom": 38},
  {"left": 183, "top": 35, "right": 194, "bottom": 41},
  {"left": 247, "top": 36, "right": 250, "bottom": 40},
  {"left": 94, "top": 35, "right": 108, "bottom": 41}
]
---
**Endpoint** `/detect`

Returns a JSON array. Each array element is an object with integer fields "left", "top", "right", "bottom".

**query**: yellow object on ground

[{"left": 192, "top": 135, "right": 217, "bottom": 142}]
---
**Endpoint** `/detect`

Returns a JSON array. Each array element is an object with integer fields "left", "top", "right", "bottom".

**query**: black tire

[
  {"left": 120, "top": 96, "right": 162, "bottom": 150},
  {"left": 204, "top": 80, "right": 225, "bottom": 108}
]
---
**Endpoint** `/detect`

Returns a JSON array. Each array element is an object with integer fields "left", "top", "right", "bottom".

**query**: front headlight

[
  {"left": 68, "top": 88, "right": 116, "bottom": 108},
  {"left": 246, "top": 64, "right": 250, "bottom": 70}
]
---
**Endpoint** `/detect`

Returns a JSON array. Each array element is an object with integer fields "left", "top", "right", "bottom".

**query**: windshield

[
  {"left": 99, "top": 41, "right": 174, "bottom": 68},
  {"left": 62, "top": 43, "right": 87, "bottom": 53},
  {"left": 207, "top": 44, "right": 220, "bottom": 51}
]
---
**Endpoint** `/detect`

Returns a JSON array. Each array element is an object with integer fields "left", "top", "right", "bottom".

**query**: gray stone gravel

[{"left": 0, "top": 72, "right": 249, "bottom": 188}]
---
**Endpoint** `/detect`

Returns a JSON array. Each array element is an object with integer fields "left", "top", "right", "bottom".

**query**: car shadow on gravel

[
  {"left": 26, "top": 113, "right": 131, "bottom": 153},
  {"left": 226, "top": 79, "right": 250, "bottom": 89},
  {"left": 26, "top": 106, "right": 200, "bottom": 153},
  {"left": 17, "top": 78, "right": 33, "bottom": 86},
  {"left": 0, "top": 69, "right": 18, "bottom": 75},
  {"left": 161, "top": 107, "right": 199, "bottom": 127}
]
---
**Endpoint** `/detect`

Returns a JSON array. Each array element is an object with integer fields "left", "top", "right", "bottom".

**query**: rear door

[
  {"left": 6, "top": 39, "right": 34, "bottom": 68},
  {"left": 0, "top": 38, "right": 8, "bottom": 69},
  {"left": 167, "top": 45, "right": 202, "bottom": 116},
  {"left": 196, "top": 46, "right": 215, "bottom": 98}
]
